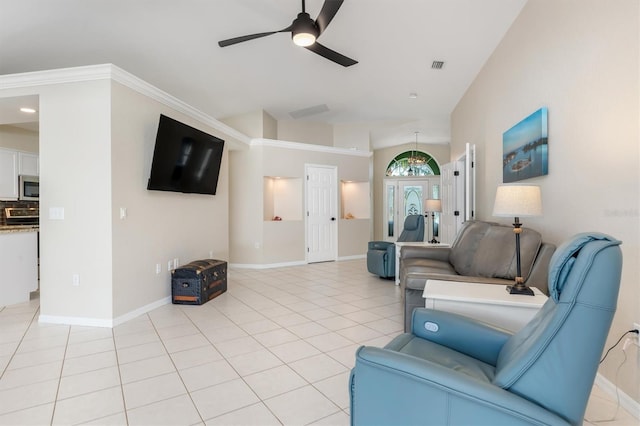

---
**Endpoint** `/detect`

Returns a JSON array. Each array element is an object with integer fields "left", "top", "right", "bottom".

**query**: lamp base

[{"left": 506, "top": 285, "right": 535, "bottom": 296}]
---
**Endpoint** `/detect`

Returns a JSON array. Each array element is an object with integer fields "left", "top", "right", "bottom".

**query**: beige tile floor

[{"left": 0, "top": 259, "right": 637, "bottom": 425}]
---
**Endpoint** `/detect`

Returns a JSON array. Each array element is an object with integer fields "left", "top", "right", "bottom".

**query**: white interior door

[
  {"left": 306, "top": 165, "right": 337, "bottom": 263},
  {"left": 440, "top": 162, "right": 456, "bottom": 245},
  {"left": 465, "top": 143, "right": 476, "bottom": 221},
  {"left": 440, "top": 143, "right": 477, "bottom": 244}
]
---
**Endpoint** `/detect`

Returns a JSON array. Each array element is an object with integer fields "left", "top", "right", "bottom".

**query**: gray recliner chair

[{"left": 367, "top": 214, "right": 425, "bottom": 278}]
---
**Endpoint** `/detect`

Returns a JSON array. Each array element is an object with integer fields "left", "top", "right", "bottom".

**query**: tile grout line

[
  {"left": 146, "top": 307, "right": 208, "bottom": 424},
  {"left": 175, "top": 295, "right": 288, "bottom": 424},
  {"left": 48, "top": 311, "right": 71, "bottom": 426},
  {"left": 0, "top": 305, "right": 41, "bottom": 381},
  {"left": 213, "top": 279, "right": 358, "bottom": 421},
  {"left": 112, "top": 321, "right": 131, "bottom": 426}
]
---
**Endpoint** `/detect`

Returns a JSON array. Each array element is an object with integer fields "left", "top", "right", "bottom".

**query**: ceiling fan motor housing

[{"left": 292, "top": 12, "right": 319, "bottom": 46}]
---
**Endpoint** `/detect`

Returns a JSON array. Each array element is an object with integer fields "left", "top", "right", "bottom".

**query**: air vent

[
  {"left": 431, "top": 61, "right": 445, "bottom": 69},
  {"left": 289, "top": 104, "right": 330, "bottom": 119}
]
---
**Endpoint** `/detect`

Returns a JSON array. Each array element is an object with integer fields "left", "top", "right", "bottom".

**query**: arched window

[{"left": 386, "top": 151, "right": 440, "bottom": 176}]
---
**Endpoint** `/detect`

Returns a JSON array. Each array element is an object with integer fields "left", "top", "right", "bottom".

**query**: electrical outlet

[
  {"left": 168, "top": 260, "right": 173, "bottom": 271},
  {"left": 155, "top": 263, "right": 161, "bottom": 274}
]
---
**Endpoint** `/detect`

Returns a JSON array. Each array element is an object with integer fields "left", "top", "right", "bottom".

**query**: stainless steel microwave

[{"left": 19, "top": 175, "right": 39, "bottom": 201}]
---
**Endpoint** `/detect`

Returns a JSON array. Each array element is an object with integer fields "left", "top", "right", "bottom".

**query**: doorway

[
  {"left": 382, "top": 177, "right": 441, "bottom": 242},
  {"left": 305, "top": 164, "right": 338, "bottom": 263}
]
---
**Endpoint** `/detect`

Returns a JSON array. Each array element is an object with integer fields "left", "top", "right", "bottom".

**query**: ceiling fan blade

[
  {"left": 218, "top": 32, "right": 277, "bottom": 47},
  {"left": 218, "top": 26, "right": 292, "bottom": 47},
  {"left": 315, "top": 0, "right": 344, "bottom": 35},
  {"left": 305, "top": 42, "right": 357, "bottom": 67}
]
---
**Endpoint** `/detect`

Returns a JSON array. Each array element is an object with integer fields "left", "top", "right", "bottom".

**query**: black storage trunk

[{"left": 171, "top": 259, "right": 227, "bottom": 305}]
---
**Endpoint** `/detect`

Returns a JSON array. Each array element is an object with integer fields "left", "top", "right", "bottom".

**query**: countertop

[{"left": 0, "top": 225, "right": 39, "bottom": 234}]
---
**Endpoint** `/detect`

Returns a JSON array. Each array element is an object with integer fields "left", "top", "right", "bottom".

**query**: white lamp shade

[
  {"left": 493, "top": 185, "right": 542, "bottom": 217},
  {"left": 424, "top": 199, "right": 442, "bottom": 212}
]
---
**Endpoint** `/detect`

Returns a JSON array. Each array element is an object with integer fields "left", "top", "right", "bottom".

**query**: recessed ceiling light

[
  {"left": 409, "top": 93, "right": 418, "bottom": 99},
  {"left": 20, "top": 107, "right": 37, "bottom": 113}
]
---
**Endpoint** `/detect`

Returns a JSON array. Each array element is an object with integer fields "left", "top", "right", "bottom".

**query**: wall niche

[
  {"left": 341, "top": 180, "right": 370, "bottom": 220},
  {"left": 263, "top": 176, "right": 302, "bottom": 221}
]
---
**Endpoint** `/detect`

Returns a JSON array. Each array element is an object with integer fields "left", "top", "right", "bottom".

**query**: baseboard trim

[
  {"left": 230, "top": 256, "right": 366, "bottom": 269},
  {"left": 337, "top": 254, "right": 366, "bottom": 261},
  {"left": 112, "top": 297, "right": 171, "bottom": 327},
  {"left": 38, "top": 296, "right": 171, "bottom": 328},
  {"left": 594, "top": 372, "right": 640, "bottom": 420},
  {"left": 229, "top": 261, "right": 307, "bottom": 269},
  {"left": 38, "top": 314, "right": 114, "bottom": 328}
]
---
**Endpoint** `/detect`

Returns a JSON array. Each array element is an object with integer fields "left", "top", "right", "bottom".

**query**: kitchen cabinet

[
  {"left": 0, "top": 149, "right": 39, "bottom": 200},
  {"left": 0, "top": 149, "right": 19, "bottom": 200},
  {"left": 0, "top": 229, "right": 38, "bottom": 306},
  {"left": 19, "top": 152, "right": 39, "bottom": 176}
]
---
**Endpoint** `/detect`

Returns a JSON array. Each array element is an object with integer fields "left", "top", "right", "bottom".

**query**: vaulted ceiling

[{"left": 0, "top": 0, "right": 527, "bottom": 149}]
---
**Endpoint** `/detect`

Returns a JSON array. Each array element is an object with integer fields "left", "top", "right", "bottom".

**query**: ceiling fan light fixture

[
  {"left": 292, "top": 12, "right": 318, "bottom": 47},
  {"left": 293, "top": 31, "right": 316, "bottom": 47}
]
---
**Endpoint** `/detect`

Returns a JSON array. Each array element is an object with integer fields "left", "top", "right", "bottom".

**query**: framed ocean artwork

[{"left": 502, "top": 107, "right": 548, "bottom": 183}]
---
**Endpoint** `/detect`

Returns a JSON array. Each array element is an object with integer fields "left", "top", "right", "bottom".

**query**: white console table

[
  {"left": 394, "top": 242, "right": 449, "bottom": 285},
  {"left": 423, "top": 279, "right": 548, "bottom": 333}
]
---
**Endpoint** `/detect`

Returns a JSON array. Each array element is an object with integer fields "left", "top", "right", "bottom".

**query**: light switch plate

[{"left": 49, "top": 207, "right": 64, "bottom": 220}]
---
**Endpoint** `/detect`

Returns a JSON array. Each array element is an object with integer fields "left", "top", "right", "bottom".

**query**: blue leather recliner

[
  {"left": 351, "top": 233, "right": 623, "bottom": 425},
  {"left": 367, "top": 214, "right": 425, "bottom": 278}
]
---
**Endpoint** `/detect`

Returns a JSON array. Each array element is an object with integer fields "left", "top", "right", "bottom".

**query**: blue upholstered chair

[
  {"left": 366, "top": 214, "right": 425, "bottom": 278},
  {"left": 351, "top": 233, "right": 623, "bottom": 425}
]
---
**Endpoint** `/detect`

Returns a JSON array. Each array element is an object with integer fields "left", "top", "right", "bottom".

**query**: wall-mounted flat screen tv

[{"left": 147, "top": 114, "right": 225, "bottom": 195}]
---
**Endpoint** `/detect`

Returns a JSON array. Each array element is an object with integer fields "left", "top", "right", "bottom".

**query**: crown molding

[
  {"left": 0, "top": 64, "right": 251, "bottom": 145},
  {"left": 252, "top": 138, "right": 372, "bottom": 157}
]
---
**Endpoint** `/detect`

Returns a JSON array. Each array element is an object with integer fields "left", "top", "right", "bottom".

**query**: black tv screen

[{"left": 147, "top": 115, "right": 225, "bottom": 195}]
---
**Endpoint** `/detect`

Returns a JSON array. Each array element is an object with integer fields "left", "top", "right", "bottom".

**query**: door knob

[{"left": 331, "top": 217, "right": 336, "bottom": 221}]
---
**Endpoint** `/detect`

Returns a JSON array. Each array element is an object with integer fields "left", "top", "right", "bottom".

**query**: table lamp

[
  {"left": 424, "top": 199, "right": 442, "bottom": 244},
  {"left": 492, "top": 185, "right": 542, "bottom": 295}
]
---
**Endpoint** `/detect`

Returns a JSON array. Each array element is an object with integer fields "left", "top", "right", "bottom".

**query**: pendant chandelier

[{"left": 407, "top": 132, "right": 427, "bottom": 175}]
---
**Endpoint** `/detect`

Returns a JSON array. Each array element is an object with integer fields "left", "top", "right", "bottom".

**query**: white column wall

[{"left": 39, "top": 80, "right": 114, "bottom": 322}]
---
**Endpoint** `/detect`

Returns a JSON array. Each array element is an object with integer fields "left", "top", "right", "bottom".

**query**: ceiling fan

[{"left": 218, "top": 0, "right": 358, "bottom": 67}]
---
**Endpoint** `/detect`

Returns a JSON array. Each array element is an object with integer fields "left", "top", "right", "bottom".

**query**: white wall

[
  {"left": 38, "top": 80, "right": 114, "bottom": 322},
  {"left": 229, "top": 146, "right": 264, "bottom": 264},
  {"left": 277, "top": 120, "right": 334, "bottom": 146},
  {"left": 221, "top": 109, "right": 373, "bottom": 151},
  {"left": 333, "top": 123, "right": 371, "bottom": 151},
  {"left": 451, "top": 0, "right": 639, "bottom": 402},
  {"left": 0, "top": 125, "right": 39, "bottom": 152},
  {"left": 110, "top": 81, "right": 231, "bottom": 318},
  {"left": 220, "top": 110, "right": 279, "bottom": 139},
  {"left": 230, "top": 140, "right": 371, "bottom": 265}
]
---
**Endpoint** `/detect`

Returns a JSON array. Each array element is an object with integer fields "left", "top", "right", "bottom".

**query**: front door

[
  {"left": 306, "top": 165, "right": 337, "bottom": 263},
  {"left": 383, "top": 178, "right": 440, "bottom": 241}
]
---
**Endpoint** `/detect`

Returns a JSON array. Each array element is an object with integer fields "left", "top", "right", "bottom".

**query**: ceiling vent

[
  {"left": 289, "top": 104, "right": 330, "bottom": 119},
  {"left": 431, "top": 61, "right": 445, "bottom": 69}
]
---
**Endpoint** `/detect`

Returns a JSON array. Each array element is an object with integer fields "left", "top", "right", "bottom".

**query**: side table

[{"left": 422, "top": 279, "right": 548, "bottom": 333}]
